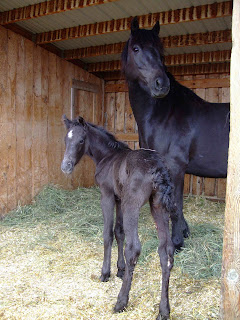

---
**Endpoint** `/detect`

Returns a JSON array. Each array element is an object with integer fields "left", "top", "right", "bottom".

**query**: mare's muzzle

[
  {"left": 151, "top": 76, "right": 170, "bottom": 98},
  {"left": 61, "top": 159, "right": 74, "bottom": 174}
]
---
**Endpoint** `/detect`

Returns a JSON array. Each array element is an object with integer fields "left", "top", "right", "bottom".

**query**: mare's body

[
  {"left": 61, "top": 116, "right": 176, "bottom": 320},
  {"left": 122, "top": 17, "right": 229, "bottom": 248}
]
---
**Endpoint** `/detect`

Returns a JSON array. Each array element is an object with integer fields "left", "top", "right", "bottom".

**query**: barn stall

[{"left": 0, "top": 0, "right": 235, "bottom": 319}]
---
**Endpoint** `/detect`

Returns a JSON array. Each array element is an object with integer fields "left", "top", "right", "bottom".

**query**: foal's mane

[{"left": 88, "top": 123, "right": 130, "bottom": 151}]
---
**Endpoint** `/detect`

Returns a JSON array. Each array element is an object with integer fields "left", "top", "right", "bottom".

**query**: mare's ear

[
  {"left": 152, "top": 21, "right": 160, "bottom": 35},
  {"left": 62, "top": 114, "right": 72, "bottom": 130},
  {"left": 131, "top": 16, "right": 139, "bottom": 34},
  {"left": 77, "top": 116, "right": 87, "bottom": 129}
]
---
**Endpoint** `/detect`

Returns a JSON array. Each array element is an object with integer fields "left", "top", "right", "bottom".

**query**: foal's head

[
  {"left": 61, "top": 115, "right": 87, "bottom": 174},
  {"left": 122, "top": 17, "right": 170, "bottom": 98}
]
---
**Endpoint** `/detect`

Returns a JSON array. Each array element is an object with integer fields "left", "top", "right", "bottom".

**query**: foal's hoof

[
  {"left": 100, "top": 273, "right": 110, "bottom": 282},
  {"left": 156, "top": 313, "right": 170, "bottom": 320},
  {"left": 114, "top": 298, "right": 128, "bottom": 313},
  {"left": 116, "top": 268, "right": 125, "bottom": 279}
]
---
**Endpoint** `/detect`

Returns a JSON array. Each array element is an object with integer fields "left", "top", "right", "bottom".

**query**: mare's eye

[
  {"left": 133, "top": 46, "right": 139, "bottom": 53},
  {"left": 79, "top": 139, "right": 84, "bottom": 144}
]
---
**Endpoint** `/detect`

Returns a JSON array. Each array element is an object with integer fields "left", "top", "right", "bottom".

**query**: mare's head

[
  {"left": 122, "top": 17, "right": 170, "bottom": 98},
  {"left": 61, "top": 115, "right": 87, "bottom": 174}
]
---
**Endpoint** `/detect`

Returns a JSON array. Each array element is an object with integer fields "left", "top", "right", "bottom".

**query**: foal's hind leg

[
  {"left": 150, "top": 197, "right": 174, "bottom": 320},
  {"left": 100, "top": 189, "right": 115, "bottom": 282},
  {"left": 114, "top": 203, "right": 141, "bottom": 312},
  {"left": 114, "top": 198, "right": 125, "bottom": 279}
]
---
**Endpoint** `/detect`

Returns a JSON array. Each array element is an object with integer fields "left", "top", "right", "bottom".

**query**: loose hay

[{"left": 0, "top": 185, "right": 225, "bottom": 320}]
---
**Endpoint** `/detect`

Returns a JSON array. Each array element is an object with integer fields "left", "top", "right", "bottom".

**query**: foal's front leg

[{"left": 100, "top": 189, "right": 115, "bottom": 282}]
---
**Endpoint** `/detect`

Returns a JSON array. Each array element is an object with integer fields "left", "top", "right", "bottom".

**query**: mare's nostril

[{"left": 155, "top": 78, "right": 162, "bottom": 90}]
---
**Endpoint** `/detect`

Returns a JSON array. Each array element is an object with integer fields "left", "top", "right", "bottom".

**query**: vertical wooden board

[
  {"left": 192, "top": 175, "right": 203, "bottom": 196},
  {"left": 23, "top": 38, "right": 34, "bottom": 204},
  {"left": 194, "top": 74, "right": 206, "bottom": 99},
  {"left": 47, "top": 53, "right": 57, "bottom": 184},
  {"left": 105, "top": 91, "right": 115, "bottom": 132},
  {"left": 116, "top": 80, "right": 125, "bottom": 133},
  {"left": 40, "top": 48, "right": 49, "bottom": 188},
  {"left": 206, "top": 74, "right": 219, "bottom": 103},
  {"left": 216, "top": 178, "right": 227, "bottom": 199},
  {"left": 32, "top": 45, "right": 42, "bottom": 197},
  {"left": 204, "top": 177, "right": 216, "bottom": 197},
  {"left": 15, "top": 36, "right": 26, "bottom": 206},
  {"left": 0, "top": 28, "right": 9, "bottom": 214},
  {"left": 5, "top": 30, "right": 17, "bottom": 211},
  {"left": 94, "top": 79, "right": 104, "bottom": 126},
  {"left": 183, "top": 174, "right": 191, "bottom": 195},
  {"left": 61, "top": 59, "right": 74, "bottom": 189},
  {"left": 125, "top": 93, "right": 135, "bottom": 133}
]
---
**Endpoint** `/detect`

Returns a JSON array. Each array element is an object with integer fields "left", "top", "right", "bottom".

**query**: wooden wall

[
  {"left": 0, "top": 26, "right": 104, "bottom": 216},
  {"left": 104, "top": 73, "right": 230, "bottom": 201}
]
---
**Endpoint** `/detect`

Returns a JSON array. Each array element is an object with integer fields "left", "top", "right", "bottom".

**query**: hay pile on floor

[{"left": 0, "top": 185, "right": 225, "bottom": 320}]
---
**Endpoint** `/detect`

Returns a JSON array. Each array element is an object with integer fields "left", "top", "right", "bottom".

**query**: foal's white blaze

[{"left": 68, "top": 130, "right": 73, "bottom": 139}]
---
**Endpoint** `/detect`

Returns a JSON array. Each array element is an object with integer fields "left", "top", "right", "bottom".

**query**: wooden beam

[
  {"left": 36, "top": 1, "right": 232, "bottom": 44},
  {"left": 115, "top": 133, "right": 138, "bottom": 142},
  {"left": 87, "top": 50, "right": 231, "bottom": 72},
  {"left": 65, "top": 30, "right": 232, "bottom": 60},
  {"left": 220, "top": 0, "right": 240, "bottom": 318},
  {"left": 105, "top": 78, "right": 230, "bottom": 93},
  {"left": 0, "top": 0, "right": 119, "bottom": 25}
]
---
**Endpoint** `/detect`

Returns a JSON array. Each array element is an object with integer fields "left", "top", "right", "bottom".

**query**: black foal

[{"left": 61, "top": 115, "right": 176, "bottom": 320}]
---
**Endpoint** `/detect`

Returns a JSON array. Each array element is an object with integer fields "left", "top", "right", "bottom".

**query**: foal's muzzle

[{"left": 61, "top": 160, "right": 74, "bottom": 174}]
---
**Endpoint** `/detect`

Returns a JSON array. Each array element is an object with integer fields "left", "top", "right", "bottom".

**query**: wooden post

[{"left": 220, "top": 1, "right": 240, "bottom": 319}]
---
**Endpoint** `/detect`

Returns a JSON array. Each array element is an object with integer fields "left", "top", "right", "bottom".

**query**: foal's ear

[
  {"left": 131, "top": 16, "right": 139, "bottom": 34},
  {"left": 62, "top": 114, "right": 72, "bottom": 130},
  {"left": 77, "top": 116, "right": 87, "bottom": 129},
  {"left": 152, "top": 21, "right": 160, "bottom": 35}
]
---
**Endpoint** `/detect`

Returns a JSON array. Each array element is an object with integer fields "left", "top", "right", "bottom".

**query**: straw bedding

[{"left": 0, "top": 185, "right": 225, "bottom": 320}]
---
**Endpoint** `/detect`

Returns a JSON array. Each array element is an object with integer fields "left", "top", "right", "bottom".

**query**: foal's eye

[
  {"left": 79, "top": 139, "right": 84, "bottom": 144},
  {"left": 133, "top": 46, "right": 139, "bottom": 53}
]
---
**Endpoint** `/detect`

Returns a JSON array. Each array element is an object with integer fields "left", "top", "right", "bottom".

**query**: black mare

[
  {"left": 122, "top": 17, "right": 230, "bottom": 249},
  {"left": 61, "top": 115, "right": 176, "bottom": 320}
]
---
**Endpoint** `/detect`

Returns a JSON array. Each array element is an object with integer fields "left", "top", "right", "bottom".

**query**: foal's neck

[{"left": 86, "top": 124, "right": 121, "bottom": 165}]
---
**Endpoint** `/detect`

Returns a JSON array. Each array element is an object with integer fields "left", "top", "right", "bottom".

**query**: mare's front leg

[
  {"left": 100, "top": 188, "right": 115, "bottom": 282},
  {"left": 171, "top": 170, "right": 190, "bottom": 250},
  {"left": 114, "top": 202, "right": 141, "bottom": 312},
  {"left": 114, "top": 198, "right": 125, "bottom": 279},
  {"left": 150, "top": 198, "right": 174, "bottom": 320}
]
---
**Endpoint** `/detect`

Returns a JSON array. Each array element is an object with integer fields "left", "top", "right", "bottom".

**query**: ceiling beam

[
  {"left": 0, "top": 0, "right": 119, "bottom": 25},
  {"left": 64, "top": 29, "right": 232, "bottom": 60},
  {"left": 87, "top": 50, "right": 231, "bottom": 72},
  {"left": 36, "top": 1, "right": 232, "bottom": 44}
]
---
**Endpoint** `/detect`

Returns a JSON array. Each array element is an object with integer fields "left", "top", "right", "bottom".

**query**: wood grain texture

[{"left": 220, "top": 1, "right": 240, "bottom": 318}]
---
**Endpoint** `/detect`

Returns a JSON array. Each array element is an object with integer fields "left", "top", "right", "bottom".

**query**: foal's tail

[{"left": 152, "top": 164, "right": 176, "bottom": 213}]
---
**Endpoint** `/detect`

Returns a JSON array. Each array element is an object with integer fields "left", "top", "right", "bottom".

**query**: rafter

[
  {"left": 36, "top": 1, "right": 232, "bottom": 44},
  {"left": 87, "top": 50, "right": 231, "bottom": 72},
  {"left": 0, "top": 0, "right": 119, "bottom": 25},
  {"left": 64, "top": 29, "right": 232, "bottom": 60}
]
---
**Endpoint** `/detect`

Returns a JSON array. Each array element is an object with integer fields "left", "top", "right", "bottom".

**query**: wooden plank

[
  {"left": 115, "top": 80, "right": 125, "bottom": 133},
  {"left": 36, "top": 1, "right": 232, "bottom": 44},
  {"left": 115, "top": 133, "right": 138, "bottom": 142},
  {"left": 72, "top": 79, "right": 100, "bottom": 93},
  {"left": 105, "top": 78, "right": 230, "bottom": 93},
  {"left": 89, "top": 59, "right": 231, "bottom": 73},
  {"left": 65, "top": 30, "right": 232, "bottom": 60},
  {"left": 220, "top": 0, "right": 240, "bottom": 317},
  {"left": 23, "top": 37, "right": 34, "bottom": 205},
  {"left": 0, "top": 0, "right": 120, "bottom": 25}
]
